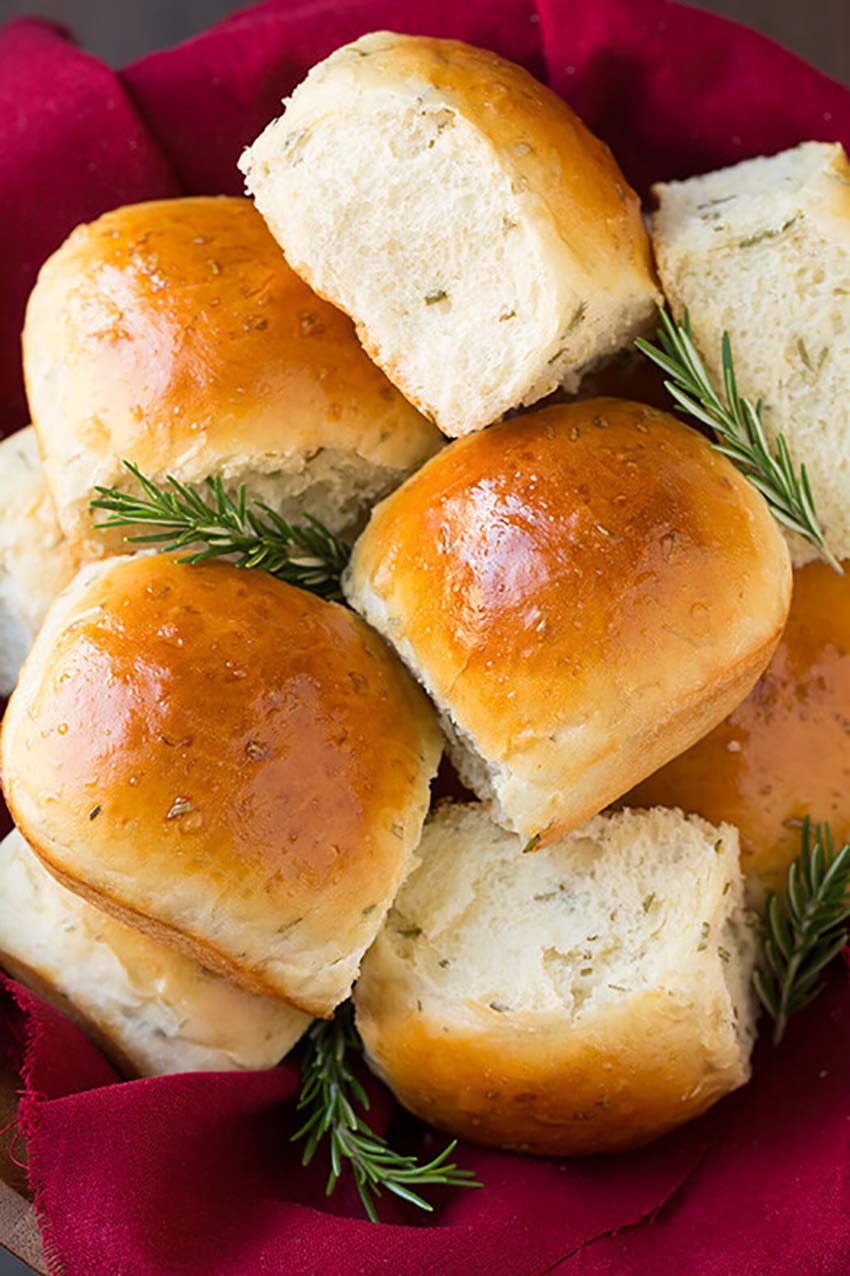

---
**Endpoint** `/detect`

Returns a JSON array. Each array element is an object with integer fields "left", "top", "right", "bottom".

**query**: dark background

[
  {"left": 0, "top": 0, "right": 844, "bottom": 1273},
  {"left": 0, "top": 0, "right": 846, "bottom": 82}
]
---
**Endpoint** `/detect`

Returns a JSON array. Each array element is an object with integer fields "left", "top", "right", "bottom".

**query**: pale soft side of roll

[
  {"left": 1, "top": 554, "right": 442, "bottom": 1017},
  {"left": 345, "top": 398, "right": 792, "bottom": 846},
  {"left": 0, "top": 828, "right": 311, "bottom": 1077},
  {"left": 354, "top": 802, "right": 758, "bottom": 1157},
  {"left": 0, "top": 426, "right": 79, "bottom": 696},
  {"left": 241, "top": 31, "right": 661, "bottom": 437},
  {"left": 652, "top": 141, "right": 850, "bottom": 567},
  {"left": 23, "top": 196, "right": 443, "bottom": 557}
]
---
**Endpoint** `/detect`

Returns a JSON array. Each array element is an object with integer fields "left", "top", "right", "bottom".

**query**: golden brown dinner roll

[
  {"left": 0, "top": 828, "right": 311, "bottom": 1077},
  {"left": 1, "top": 555, "right": 442, "bottom": 1017},
  {"left": 241, "top": 32, "right": 661, "bottom": 437},
  {"left": 345, "top": 398, "right": 792, "bottom": 845},
  {"left": 23, "top": 196, "right": 442, "bottom": 557},
  {"left": 626, "top": 560, "right": 850, "bottom": 899},
  {"left": 354, "top": 803, "right": 757, "bottom": 1157},
  {"left": 0, "top": 426, "right": 79, "bottom": 696}
]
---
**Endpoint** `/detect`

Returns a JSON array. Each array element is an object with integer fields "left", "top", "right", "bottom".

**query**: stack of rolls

[
  {"left": 2, "top": 31, "right": 844, "bottom": 1160},
  {"left": 0, "top": 193, "right": 444, "bottom": 1075}
]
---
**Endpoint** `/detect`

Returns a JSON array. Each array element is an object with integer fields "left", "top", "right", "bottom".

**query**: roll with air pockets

[
  {"left": 241, "top": 32, "right": 661, "bottom": 436},
  {"left": 0, "top": 828, "right": 311, "bottom": 1077},
  {"left": 0, "top": 426, "right": 78, "bottom": 695},
  {"left": 652, "top": 141, "right": 850, "bottom": 566},
  {"left": 355, "top": 803, "right": 758, "bottom": 1156}
]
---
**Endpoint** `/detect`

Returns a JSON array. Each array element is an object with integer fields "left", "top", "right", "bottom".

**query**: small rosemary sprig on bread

[
  {"left": 293, "top": 1003, "right": 479, "bottom": 1222},
  {"left": 636, "top": 310, "right": 842, "bottom": 572},
  {"left": 754, "top": 818, "right": 850, "bottom": 1045},
  {"left": 90, "top": 462, "right": 349, "bottom": 599}
]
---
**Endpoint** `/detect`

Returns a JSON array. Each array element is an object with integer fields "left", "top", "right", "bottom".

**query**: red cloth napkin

[{"left": 0, "top": 1, "right": 849, "bottom": 1272}]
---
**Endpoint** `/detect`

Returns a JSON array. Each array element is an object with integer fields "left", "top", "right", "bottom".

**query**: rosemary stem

[
  {"left": 90, "top": 463, "right": 350, "bottom": 600},
  {"left": 772, "top": 940, "right": 804, "bottom": 1046},
  {"left": 755, "top": 820, "right": 850, "bottom": 1045},
  {"left": 636, "top": 310, "right": 841, "bottom": 572}
]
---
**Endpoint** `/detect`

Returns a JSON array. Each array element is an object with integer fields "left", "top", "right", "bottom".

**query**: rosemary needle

[
  {"left": 636, "top": 309, "right": 842, "bottom": 573},
  {"left": 91, "top": 472, "right": 479, "bottom": 1215},
  {"left": 292, "top": 1003, "right": 479, "bottom": 1222},
  {"left": 753, "top": 818, "right": 850, "bottom": 1046},
  {"left": 90, "top": 461, "right": 350, "bottom": 600}
]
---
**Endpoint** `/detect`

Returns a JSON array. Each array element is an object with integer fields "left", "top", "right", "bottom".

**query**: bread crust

[
  {"left": 1, "top": 555, "right": 442, "bottom": 1016},
  {"left": 354, "top": 804, "right": 754, "bottom": 1156},
  {"left": 22, "top": 196, "right": 442, "bottom": 554},
  {"left": 345, "top": 398, "right": 792, "bottom": 843},
  {"left": 627, "top": 559, "right": 850, "bottom": 898},
  {"left": 0, "top": 830, "right": 311, "bottom": 1077},
  {"left": 356, "top": 995, "right": 745, "bottom": 1157}
]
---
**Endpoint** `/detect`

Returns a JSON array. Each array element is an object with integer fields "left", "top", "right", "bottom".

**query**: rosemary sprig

[
  {"left": 754, "top": 819, "right": 850, "bottom": 1046},
  {"left": 90, "top": 462, "right": 349, "bottom": 599},
  {"left": 635, "top": 310, "right": 842, "bottom": 573},
  {"left": 292, "top": 1003, "right": 479, "bottom": 1222}
]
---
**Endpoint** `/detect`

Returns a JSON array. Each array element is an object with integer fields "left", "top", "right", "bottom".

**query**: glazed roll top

[
  {"left": 23, "top": 196, "right": 443, "bottom": 556},
  {"left": 345, "top": 398, "right": 792, "bottom": 844},
  {"left": 1, "top": 554, "right": 442, "bottom": 1017},
  {"left": 628, "top": 559, "right": 850, "bottom": 899}
]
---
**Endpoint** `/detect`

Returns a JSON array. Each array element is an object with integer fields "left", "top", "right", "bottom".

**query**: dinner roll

[
  {"left": 23, "top": 196, "right": 442, "bottom": 557},
  {"left": 0, "top": 828, "right": 311, "bottom": 1077},
  {"left": 626, "top": 560, "right": 850, "bottom": 899},
  {"left": 240, "top": 32, "right": 661, "bottom": 437},
  {"left": 345, "top": 399, "right": 792, "bottom": 845},
  {"left": 354, "top": 802, "right": 757, "bottom": 1156},
  {"left": 1, "top": 555, "right": 442, "bottom": 1017},
  {"left": 0, "top": 427, "right": 79, "bottom": 696},
  {"left": 652, "top": 141, "right": 850, "bottom": 566}
]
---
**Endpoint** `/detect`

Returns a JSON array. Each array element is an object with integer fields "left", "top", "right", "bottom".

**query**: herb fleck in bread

[
  {"left": 354, "top": 802, "right": 757, "bottom": 1156},
  {"left": 0, "top": 426, "right": 78, "bottom": 696},
  {"left": 652, "top": 141, "right": 850, "bottom": 566},
  {"left": 0, "top": 829, "right": 311, "bottom": 1077},
  {"left": 241, "top": 31, "right": 661, "bottom": 437}
]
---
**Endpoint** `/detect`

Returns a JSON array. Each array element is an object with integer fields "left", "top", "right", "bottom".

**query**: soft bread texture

[
  {"left": 0, "top": 829, "right": 311, "bottom": 1077},
  {"left": 23, "top": 196, "right": 442, "bottom": 556},
  {"left": 354, "top": 803, "right": 757, "bottom": 1156},
  {"left": 627, "top": 560, "right": 850, "bottom": 900},
  {"left": 1, "top": 555, "right": 442, "bottom": 1017},
  {"left": 240, "top": 32, "right": 661, "bottom": 437},
  {"left": 652, "top": 141, "right": 850, "bottom": 566},
  {"left": 345, "top": 399, "right": 792, "bottom": 845},
  {"left": 0, "top": 427, "right": 79, "bottom": 696}
]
